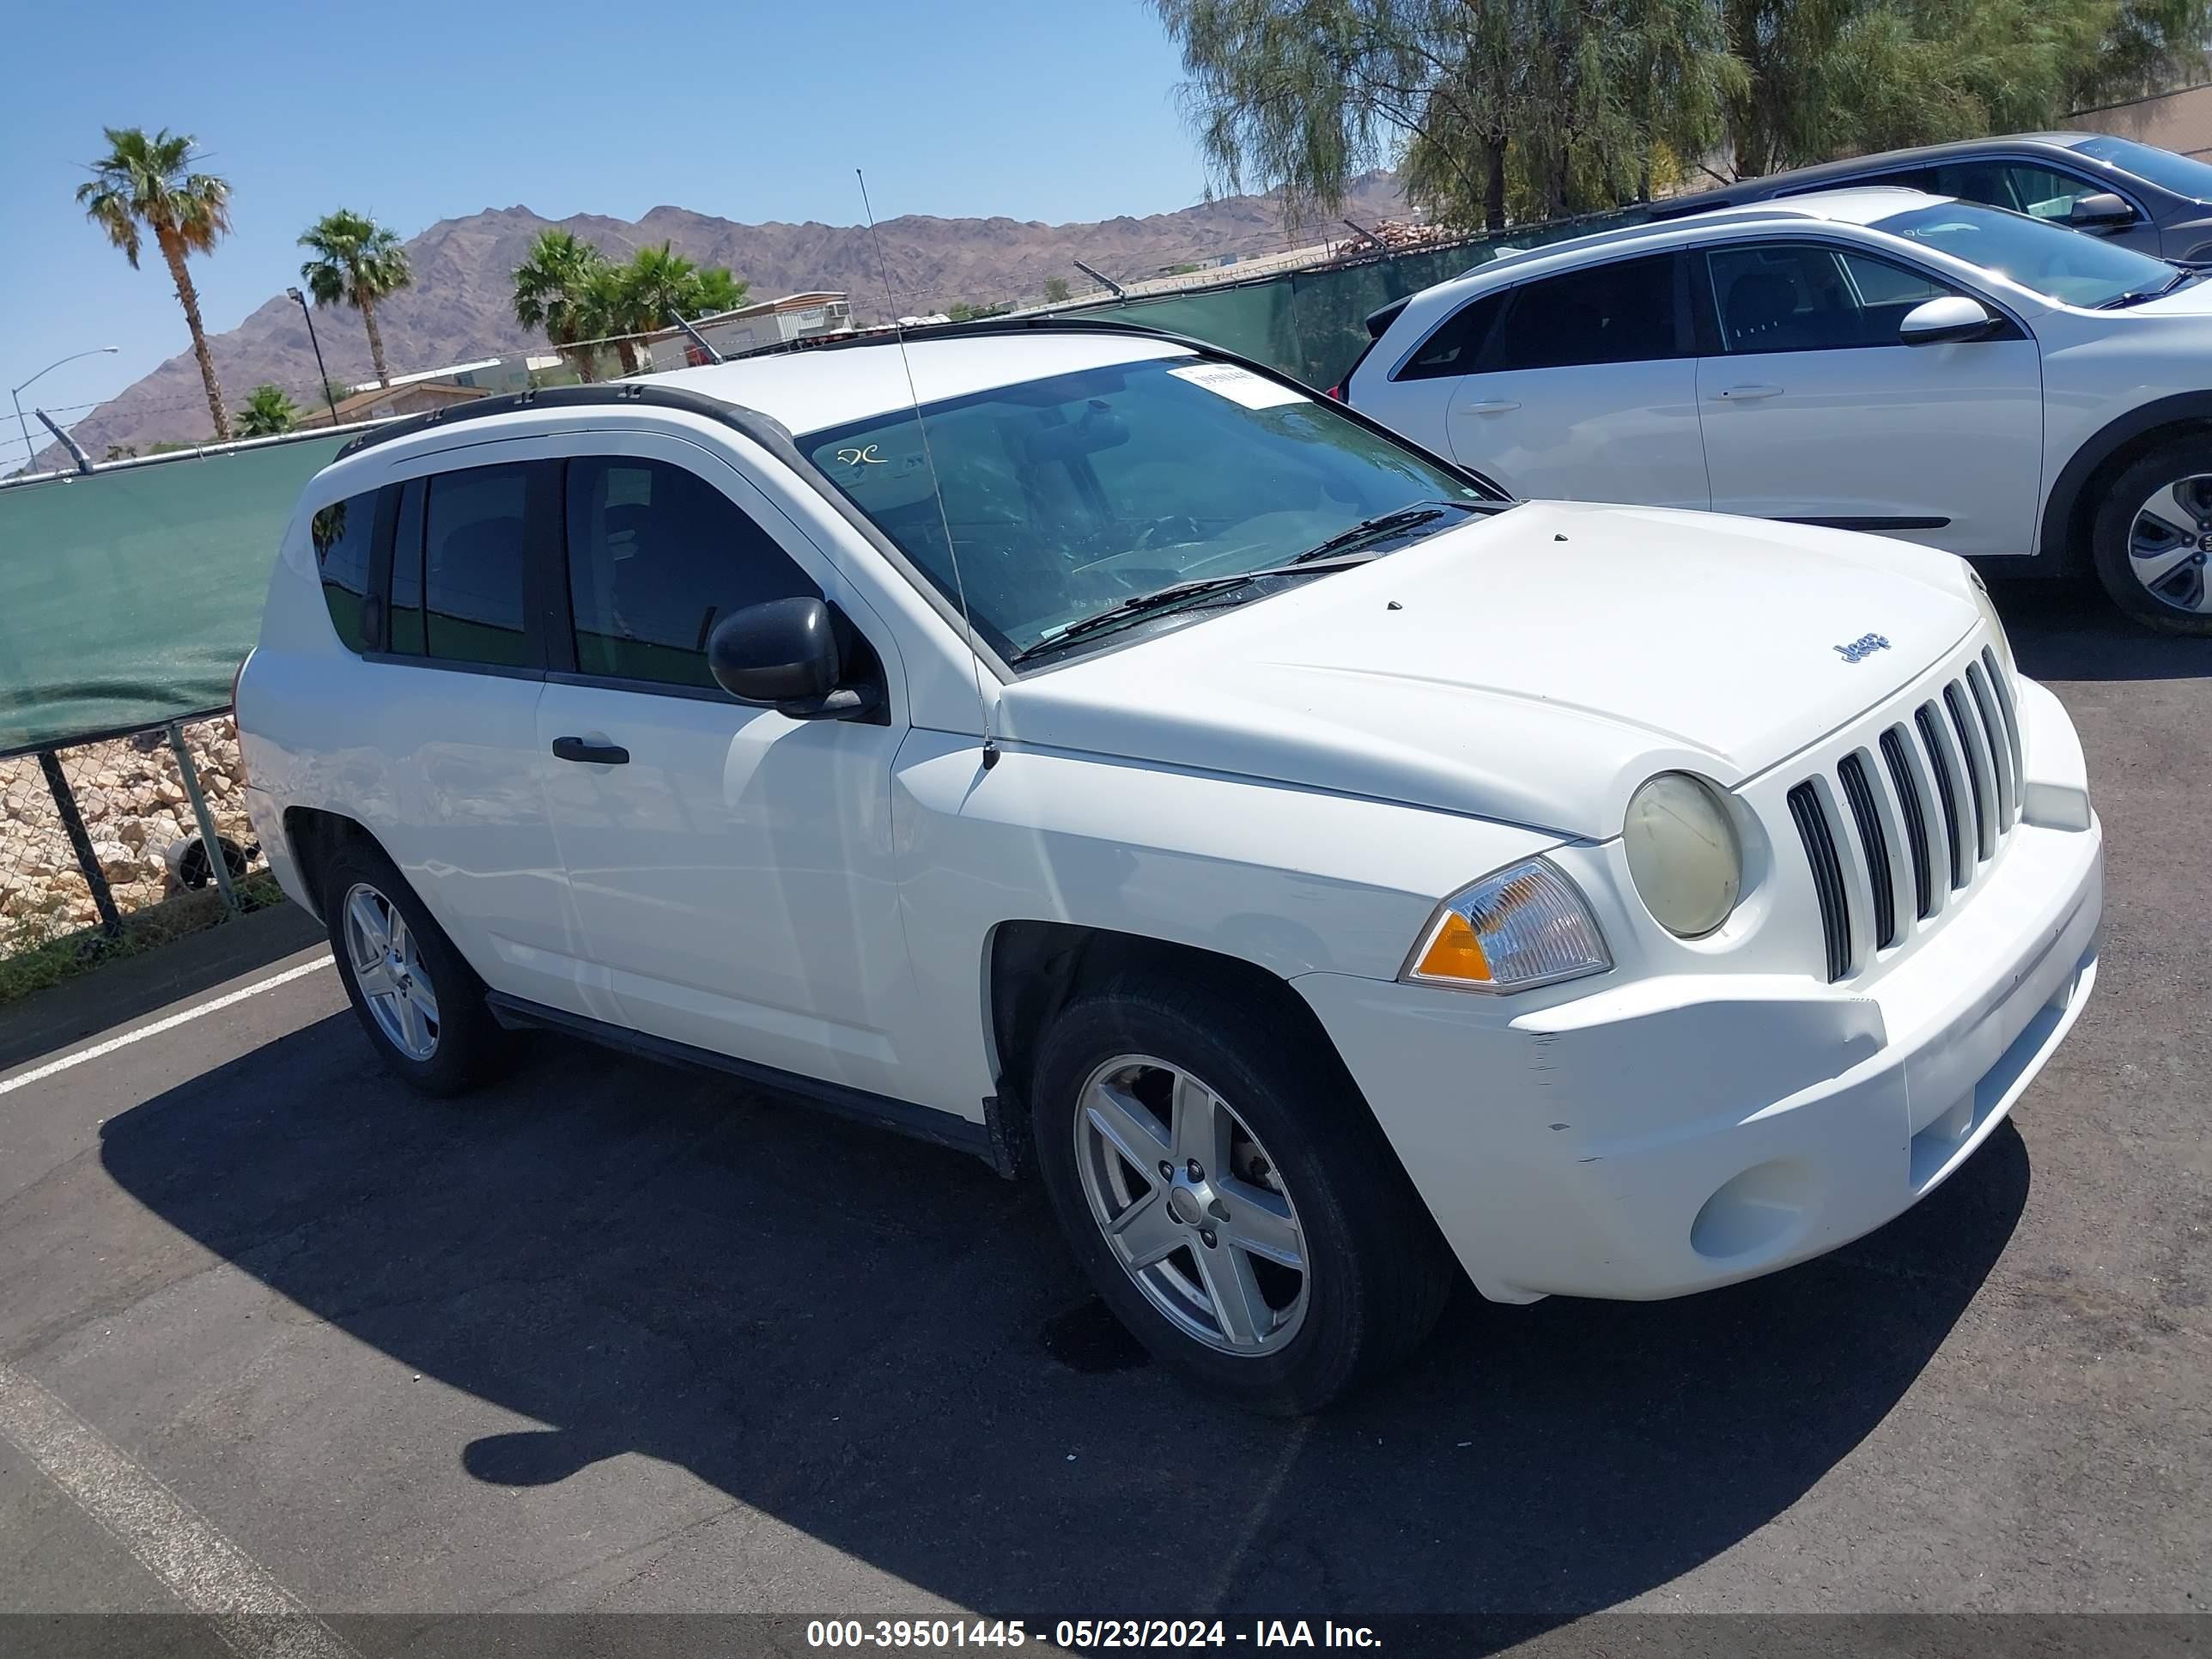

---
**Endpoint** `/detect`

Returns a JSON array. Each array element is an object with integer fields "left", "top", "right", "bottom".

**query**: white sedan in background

[{"left": 1346, "top": 187, "right": 2212, "bottom": 634}]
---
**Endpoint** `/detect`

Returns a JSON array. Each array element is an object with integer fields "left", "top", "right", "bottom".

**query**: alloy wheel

[
  {"left": 342, "top": 881, "right": 441, "bottom": 1061},
  {"left": 1073, "top": 1054, "right": 1309, "bottom": 1354},
  {"left": 2127, "top": 475, "right": 2212, "bottom": 617}
]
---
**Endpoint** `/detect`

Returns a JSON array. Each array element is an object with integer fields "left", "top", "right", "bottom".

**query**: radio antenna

[
  {"left": 667, "top": 307, "right": 725, "bottom": 365},
  {"left": 856, "top": 167, "right": 998, "bottom": 769}
]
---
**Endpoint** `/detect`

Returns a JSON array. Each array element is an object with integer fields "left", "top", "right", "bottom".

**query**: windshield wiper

[
  {"left": 1014, "top": 555, "right": 1385, "bottom": 660},
  {"left": 1018, "top": 573, "right": 1275, "bottom": 656},
  {"left": 1285, "top": 499, "right": 1480, "bottom": 562},
  {"left": 1012, "top": 501, "right": 1484, "bottom": 662},
  {"left": 2100, "top": 266, "right": 2197, "bottom": 307}
]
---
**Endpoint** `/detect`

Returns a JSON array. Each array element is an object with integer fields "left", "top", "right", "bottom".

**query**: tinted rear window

[
  {"left": 310, "top": 489, "right": 379, "bottom": 653},
  {"left": 1397, "top": 290, "right": 1509, "bottom": 380},
  {"left": 1492, "top": 254, "right": 1681, "bottom": 370},
  {"left": 424, "top": 465, "right": 532, "bottom": 668}
]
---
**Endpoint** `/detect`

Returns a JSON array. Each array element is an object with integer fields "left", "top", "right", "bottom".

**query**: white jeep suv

[
  {"left": 237, "top": 323, "right": 2103, "bottom": 1411},
  {"left": 1347, "top": 186, "right": 2212, "bottom": 634}
]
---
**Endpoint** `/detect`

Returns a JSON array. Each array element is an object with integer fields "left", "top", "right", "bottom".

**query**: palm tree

[
  {"left": 512, "top": 228, "right": 612, "bottom": 381},
  {"left": 603, "top": 244, "right": 751, "bottom": 371},
  {"left": 238, "top": 384, "right": 299, "bottom": 436},
  {"left": 622, "top": 242, "right": 750, "bottom": 327},
  {"left": 585, "top": 262, "right": 647, "bottom": 374},
  {"left": 621, "top": 242, "right": 699, "bottom": 328},
  {"left": 299, "top": 210, "right": 411, "bottom": 388},
  {"left": 693, "top": 264, "right": 750, "bottom": 316},
  {"left": 77, "top": 126, "right": 234, "bottom": 440}
]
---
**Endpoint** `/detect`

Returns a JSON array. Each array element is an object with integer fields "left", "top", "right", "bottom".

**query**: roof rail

[{"left": 333, "top": 380, "right": 793, "bottom": 460}]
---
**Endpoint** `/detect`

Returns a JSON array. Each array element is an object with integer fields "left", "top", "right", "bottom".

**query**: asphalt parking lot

[{"left": 0, "top": 584, "right": 2205, "bottom": 1648}]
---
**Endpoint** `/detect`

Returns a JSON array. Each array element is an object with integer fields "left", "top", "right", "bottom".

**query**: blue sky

[{"left": 0, "top": 0, "right": 1211, "bottom": 467}]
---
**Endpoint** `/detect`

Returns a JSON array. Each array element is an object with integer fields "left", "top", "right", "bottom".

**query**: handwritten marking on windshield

[{"left": 836, "top": 445, "right": 886, "bottom": 465}]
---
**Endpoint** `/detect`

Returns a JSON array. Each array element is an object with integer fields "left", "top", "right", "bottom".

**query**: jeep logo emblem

[{"left": 1833, "top": 633, "right": 1891, "bottom": 664}]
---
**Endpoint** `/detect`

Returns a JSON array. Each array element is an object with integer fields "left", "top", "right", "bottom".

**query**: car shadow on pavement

[
  {"left": 1991, "top": 579, "right": 2211, "bottom": 682},
  {"left": 97, "top": 1014, "right": 2029, "bottom": 1618}
]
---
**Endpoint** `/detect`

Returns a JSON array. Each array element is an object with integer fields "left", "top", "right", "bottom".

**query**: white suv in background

[
  {"left": 1347, "top": 187, "right": 2212, "bottom": 634},
  {"left": 238, "top": 325, "right": 2102, "bottom": 1412}
]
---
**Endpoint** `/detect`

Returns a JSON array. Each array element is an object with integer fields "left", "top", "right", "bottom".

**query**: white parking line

[
  {"left": 0, "top": 1362, "right": 357, "bottom": 1658},
  {"left": 0, "top": 956, "right": 332, "bottom": 1098}
]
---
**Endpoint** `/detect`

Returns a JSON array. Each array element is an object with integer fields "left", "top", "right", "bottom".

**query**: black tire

[
  {"left": 319, "top": 836, "right": 511, "bottom": 1097},
  {"left": 1030, "top": 968, "right": 1453, "bottom": 1413},
  {"left": 2089, "top": 436, "right": 2212, "bottom": 635}
]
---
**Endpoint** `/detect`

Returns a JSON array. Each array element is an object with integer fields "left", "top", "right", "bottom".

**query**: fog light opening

[{"left": 1690, "top": 1160, "right": 1815, "bottom": 1261}]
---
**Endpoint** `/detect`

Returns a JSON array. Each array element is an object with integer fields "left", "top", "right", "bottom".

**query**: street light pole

[
  {"left": 289, "top": 289, "right": 342, "bottom": 428},
  {"left": 9, "top": 346, "right": 117, "bottom": 475}
]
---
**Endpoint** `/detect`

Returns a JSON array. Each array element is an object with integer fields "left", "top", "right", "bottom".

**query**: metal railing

[{"left": 2, "top": 709, "right": 262, "bottom": 957}]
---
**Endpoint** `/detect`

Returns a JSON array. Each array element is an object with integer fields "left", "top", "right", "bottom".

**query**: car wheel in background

[
  {"left": 2092, "top": 437, "right": 2212, "bottom": 634},
  {"left": 321, "top": 837, "right": 512, "bottom": 1097},
  {"left": 1030, "top": 969, "right": 1454, "bottom": 1413}
]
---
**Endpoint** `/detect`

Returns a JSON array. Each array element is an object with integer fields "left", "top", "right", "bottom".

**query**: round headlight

[{"left": 1624, "top": 773, "right": 1741, "bottom": 938}]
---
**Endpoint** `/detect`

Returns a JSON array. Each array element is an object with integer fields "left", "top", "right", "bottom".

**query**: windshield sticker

[{"left": 1167, "top": 362, "right": 1310, "bottom": 410}]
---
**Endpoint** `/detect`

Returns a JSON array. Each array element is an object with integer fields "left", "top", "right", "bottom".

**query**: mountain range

[{"left": 45, "top": 173, "right": 1411, "bottom": 465}]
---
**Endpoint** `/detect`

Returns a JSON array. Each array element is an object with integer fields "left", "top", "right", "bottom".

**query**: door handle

[
  {"left": 1460, "top": 399, "right": 1522, "bottom": 414},
  {"left": 551, "top": 736, "right": 629, "bottom": 765},
  {"left": 1712, "top": 384, "right": 1784, "bottom": 400}
]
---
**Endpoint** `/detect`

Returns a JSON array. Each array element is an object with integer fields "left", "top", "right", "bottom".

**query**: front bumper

[{"left": 1295, "top": 680, "right": 2103, "bottom": 1304}]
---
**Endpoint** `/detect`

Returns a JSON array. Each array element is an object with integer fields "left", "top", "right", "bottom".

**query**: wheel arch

[
  {"left": 982, "top": 920, "right": 1382, "bottom": 1183},
  {"left": 280, "top": 805, "right": 377, "bottom": 923},
  {"left": 2040, "top": 393, "right": 2212, "bottom": 574}
]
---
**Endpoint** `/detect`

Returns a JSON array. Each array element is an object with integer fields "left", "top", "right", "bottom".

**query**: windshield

[
  {"left": 802, "top": 354, "right": 1502, "bottom": 659},
  {"left": 2070, "top": 134, "right": 2212, "bottom": 203},
  {"left": 1875, "top": 200, "right": 2173, "bottom": 307}
]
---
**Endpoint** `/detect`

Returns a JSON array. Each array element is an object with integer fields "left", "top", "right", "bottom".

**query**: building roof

[
  {"left": 635, "top": 293, "right": 853, "bottom": 351},
  {"left": 295, "top": 378, "right": 489, "bottom": 429}
]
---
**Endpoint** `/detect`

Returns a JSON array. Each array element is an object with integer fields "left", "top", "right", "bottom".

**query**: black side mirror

[
  {"left": 707, "top": 597, "right": 879, "bottom": 720},
  {"left": 2069, "top": 191, "right": 2137, "bottom": 231}
]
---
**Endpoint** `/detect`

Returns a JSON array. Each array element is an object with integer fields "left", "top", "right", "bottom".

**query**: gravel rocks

[{"left": 0, "top": 716, "right": 257, "bottom": 945}]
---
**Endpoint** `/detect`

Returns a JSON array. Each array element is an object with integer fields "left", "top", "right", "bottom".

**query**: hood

[
  {"left": 2123, "top": 276, "right": 2212, "bottom": 317},
  {"left": 997, "top": 501, "right": 1978, "bottom": 839}
]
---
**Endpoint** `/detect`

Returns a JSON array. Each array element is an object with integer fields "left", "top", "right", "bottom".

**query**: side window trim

[
  {"left": 1671, "top": 250, "right": 1695, "bottom": 360},
  {"left": 1688, "top": 244, "right": 1723, "bottom": 356},
  {"left": 362, "top": 485, "right": 399, "bottom": 653},
  {"left": 1695, "top": 235, "right": 2030, "bottom": 356},
  {"left": 526, "top": 459, "right": 571, "bottom": 676},
  {"left": 385, "top": 477, "right": 428, "bottom": 656}
]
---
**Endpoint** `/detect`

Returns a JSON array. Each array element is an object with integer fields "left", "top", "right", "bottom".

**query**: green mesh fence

[
  {"left": 0, "top": 433, "right": 355, "bottom": 757},
  {"left": 1069, "top": 210, "right": 1644, "bottom": 392}
]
